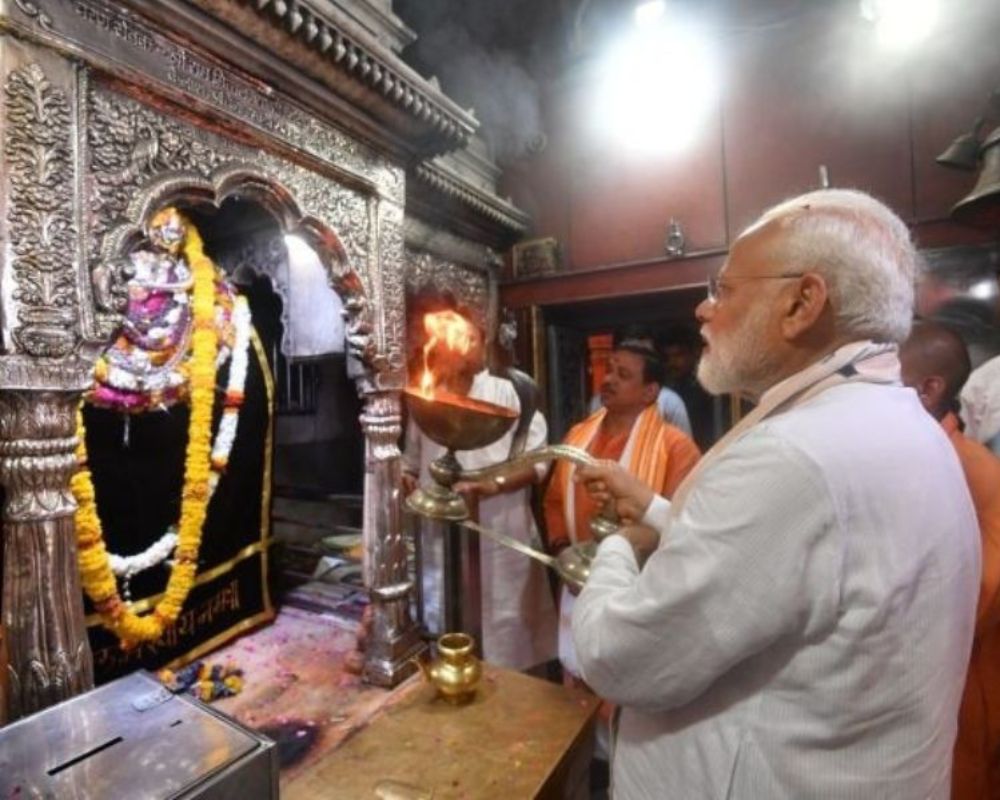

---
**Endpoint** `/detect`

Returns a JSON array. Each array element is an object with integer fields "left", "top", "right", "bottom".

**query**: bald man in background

[{"left": 900, "top": 321, "right": 1000, "bottom": 800}]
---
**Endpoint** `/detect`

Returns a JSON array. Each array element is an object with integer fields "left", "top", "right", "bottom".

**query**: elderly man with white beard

[{"left": 572, "top": 189, "right": 980, "bottom": 799}]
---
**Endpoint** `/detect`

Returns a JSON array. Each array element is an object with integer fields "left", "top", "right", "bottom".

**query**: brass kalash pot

[
  {"left": 414, "top": 632, "right": 483, "bottom": 704},
  {"left": 403, "top": 387, "right": 619, "bottom": 592}
]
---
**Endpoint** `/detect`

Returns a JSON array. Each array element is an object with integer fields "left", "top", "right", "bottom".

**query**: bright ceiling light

[
  {"left": 596, "top": 17, "right": 719, "bottom": 155},
  {"left": 860, "top": 0, "right": 939, "bottom": 51},
  {"left": 969, "top": 278, "right": 999, "bottom": 302},
  {"left": 634, "top": 0, "right": 666, "bottom": 27}
]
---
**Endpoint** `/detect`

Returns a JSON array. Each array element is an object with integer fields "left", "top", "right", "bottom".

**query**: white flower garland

[
  {"left": 210, "top": 296, "right": 251, "bottom": 493},
  {"left": 110, "top": 530, "right": 178, "bottom": 580},
  {"left": 107, "top": 295, "right": 252, "bottom": 582}
]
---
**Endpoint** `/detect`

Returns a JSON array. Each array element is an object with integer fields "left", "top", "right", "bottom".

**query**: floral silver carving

[
  {"left": 84, "top": 84, "right": 383, "bottom": 366},
  {"left": 85, "top": 85, "right": 373, "bottom": 267},
  {"left": 12, "top": 0, "right": 54, "bottom": 30},
  {"left": 282, "top": 172, "right": 371, "bottom": 279},
  {"left": 86, "top": 88, "right": 223, "bottom": 275},
  {"left": 4, "top": 63, "right": 81, "bottom": 358},
  {"left": 405, "top": 247, "right": 490, "bottom": 329},
  {"left": 24, "top": 0, "right": 473, "bottom": 160},
  {"left": 368, "top": 199, "right": 406, "bottom": 388},
  {"left": 6, "top": 0, "right": 401, "bottom": 200}
]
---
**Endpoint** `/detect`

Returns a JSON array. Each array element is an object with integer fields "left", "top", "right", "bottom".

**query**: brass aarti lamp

[
  {"left": 403, "top": 387, "right": 619, "bottom": 589},
  {"left": 404, "top": 388, "right": 519, "bottom": 522}
]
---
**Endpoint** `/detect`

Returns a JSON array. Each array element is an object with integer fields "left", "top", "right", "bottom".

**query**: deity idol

[{"left": 73, "top": 207, "right": 274, "bottom": 680}]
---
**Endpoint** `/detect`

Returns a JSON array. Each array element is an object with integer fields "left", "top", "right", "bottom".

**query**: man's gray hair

[{"left": 758, "top": 188, "right": 916, "bottom": 343}]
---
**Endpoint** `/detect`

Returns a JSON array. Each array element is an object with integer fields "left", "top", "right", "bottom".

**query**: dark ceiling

[{"left": 395, "top": 0, "right": 561, "bottom": 64}]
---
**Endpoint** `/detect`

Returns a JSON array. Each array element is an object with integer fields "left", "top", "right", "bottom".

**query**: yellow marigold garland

[{"left": 72, "top": 211, "right": 219, "bottom": 648}]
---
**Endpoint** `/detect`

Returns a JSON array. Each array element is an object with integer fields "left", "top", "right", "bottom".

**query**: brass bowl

[{"left": 404, "top": 387, "right": 518, "bottom": 451}]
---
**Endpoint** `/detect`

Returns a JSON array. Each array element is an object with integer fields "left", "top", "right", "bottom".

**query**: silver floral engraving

[
  {"left": 5, "top": 64, "right": 81, "bottom": 358},
  {"left": 405, "top": 247, "right": 490, "bottom": 327},
  {"left": 84, "top": 83, "right": 387, "bottom": 368},
  {"left": 12, "top": 0, "right": 55, "bottom": 30}
]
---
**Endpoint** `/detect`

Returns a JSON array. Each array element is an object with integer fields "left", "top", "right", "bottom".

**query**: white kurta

[
  {"left": 961, "top": 353, "right": 1000, "bottom": 456},
  {"left": 573, "top": 381, "right": 980, "bottom": 799},
  {"left": 403, "top": 370, "right": 558, "bottom": 670}
]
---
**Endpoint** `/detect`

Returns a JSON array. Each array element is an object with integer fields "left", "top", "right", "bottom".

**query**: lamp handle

[{"left": 459, "top": 444, "right": 621, "bottom": 540}]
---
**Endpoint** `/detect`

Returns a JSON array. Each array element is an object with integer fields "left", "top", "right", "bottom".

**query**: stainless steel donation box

[{"left": 0, "top": 670, "right": 277, "bottom": 799}]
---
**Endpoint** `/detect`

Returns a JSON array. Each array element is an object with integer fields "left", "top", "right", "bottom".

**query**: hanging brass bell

[{"left": 952, "top": 125, "right": 1000, "bottom": 228}]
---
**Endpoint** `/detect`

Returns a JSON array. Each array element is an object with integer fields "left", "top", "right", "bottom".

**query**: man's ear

[
  {"left": 642, "top": 381, "right": 660, "bottom": 406},
  {"left": 780, "top": 272, "right": 830, "bottom": 340},
  {"left": 918, "top": 374, "right": 948, "bottom": 415}
]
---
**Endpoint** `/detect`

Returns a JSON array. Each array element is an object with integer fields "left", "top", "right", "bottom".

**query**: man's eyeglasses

[{"left": 706, "top": 273, "right": 806, "bottom": 304}]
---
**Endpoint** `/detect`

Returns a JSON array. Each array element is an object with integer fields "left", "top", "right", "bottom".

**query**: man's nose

[{"left": 695, "top": 297, "right": 714, "bottom": 323}]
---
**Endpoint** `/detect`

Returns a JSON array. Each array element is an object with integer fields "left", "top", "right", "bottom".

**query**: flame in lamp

[{"left": 419, "top": 310, "right": 474, "bottom": 397}]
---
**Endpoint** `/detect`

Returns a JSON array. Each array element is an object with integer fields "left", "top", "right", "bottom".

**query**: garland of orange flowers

[{"left": 71, "top": 212, "right": 218, "bottom": 648}]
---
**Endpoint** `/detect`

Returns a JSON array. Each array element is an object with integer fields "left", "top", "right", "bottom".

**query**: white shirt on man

[
  {"left": 573, "top": 380, "right": 979, "bottom": 799},
  {"left": 404, "top": 369, "right": 557, "bottom": 671},
  {"left": 961, "top": 352, "right": 1000, "bottom": 457}
]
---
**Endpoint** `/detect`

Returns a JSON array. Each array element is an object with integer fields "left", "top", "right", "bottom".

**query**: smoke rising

[{"left": 398, "top": 1, "right": 545, "bottom": 164}]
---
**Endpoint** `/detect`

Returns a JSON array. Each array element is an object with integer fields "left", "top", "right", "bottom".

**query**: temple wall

[{"left": 0, "top": 0, "right": 484, "bottom": 715}]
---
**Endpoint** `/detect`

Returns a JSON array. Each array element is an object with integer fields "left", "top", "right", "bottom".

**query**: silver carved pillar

[
  {"left": 0, "top": 391, "right": 94, "bottom": 721},
  {"left": 1, "top": 45, "right": 100, "bottom": 721},
  {"left": 359, "top": 390, "right": 424, "bottom": 686}
]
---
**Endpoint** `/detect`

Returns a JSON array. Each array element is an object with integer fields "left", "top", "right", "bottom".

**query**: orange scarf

[{"left": 553, "top": 404, "right": 670, "bottom": 543}]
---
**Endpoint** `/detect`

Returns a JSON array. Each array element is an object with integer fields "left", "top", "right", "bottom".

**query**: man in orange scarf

[
  {"left": 545, "top": 340, "right": 700, "bottom": 556},
  {"left": 900, "top": 321, "right": 1000, "bottom": 800},
  {"left": 544, "top": 339, "right": 699, "bottom": 758}
]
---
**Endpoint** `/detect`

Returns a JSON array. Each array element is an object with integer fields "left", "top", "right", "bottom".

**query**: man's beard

[{"left": 697, "top": 304, "right": 781, "bottom": 397}]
